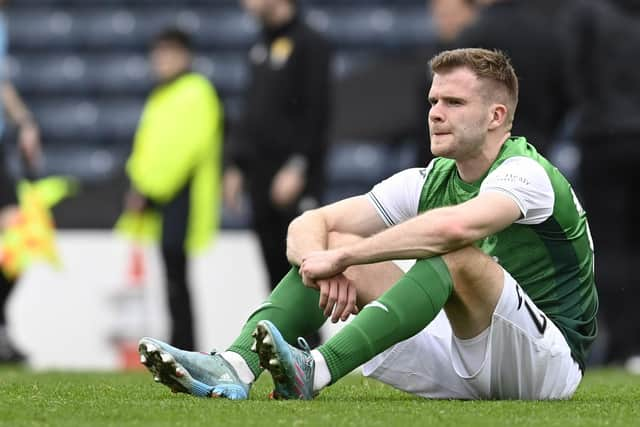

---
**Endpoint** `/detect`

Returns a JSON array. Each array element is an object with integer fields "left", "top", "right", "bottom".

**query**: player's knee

[{"left": 441, "top": 246, "right": 495, "bottom": 283}]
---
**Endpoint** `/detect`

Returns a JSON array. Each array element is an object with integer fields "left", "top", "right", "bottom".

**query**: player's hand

[
  {"left": 124, "top": 189, "right": 147, "bottom": 213},
  {"left": 271, "top": 165, "right": 305, "bottom": 209},
  {"left": 18, "top": 122, "right": 42, "bottom": 171},
  {"left": 299, "top": 267, "right": 320, "bottom": 289},
  {"left": 316, "top": 274, "right": 359, "bottom": 322},
  {"left": 300, "top": 249, "right": 347, "bottom": 281},
  {"left": 223, "top": 167, "right": 244, "bottom": 212}
]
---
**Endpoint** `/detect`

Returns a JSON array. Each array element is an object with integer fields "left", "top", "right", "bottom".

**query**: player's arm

[
  {"left": 339, "top": 191, "right": 521, "bottom": 265},
  {"left": 302, "top": 156, "right": 553, "bottom": 279},
  {"left": 286, "top": 195, "right": 387, "bottom": 266},
  {"left": 299, "top": 192, "right": 521, "bottom": 281}
]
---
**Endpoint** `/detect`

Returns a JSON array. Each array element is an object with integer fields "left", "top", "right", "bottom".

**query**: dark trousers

[
  {"left": 0, "top": 149, "right": 17, "bottom": 327},
  {"left": 580, "top": 140, "right": 640, "bottom": 362},
  {"left": 0, "top": 271, "right": 15, "bottom": 326},
  {"left": 249, "top": 181, "right": 322, "bottom": 348},
  {"left": 254, "top": 207, "right": 297, "bottom": 291},
  {"left": 160, "top": 182, "right": 195, "bottom": 350}
]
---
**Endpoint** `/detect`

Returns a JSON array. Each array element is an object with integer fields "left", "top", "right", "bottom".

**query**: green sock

[
  {"left": 318, "top": 257, "right": 453, "bottom": 383},
  {"left": 227, "top": 267, "right": 327, "bottom": 378}
]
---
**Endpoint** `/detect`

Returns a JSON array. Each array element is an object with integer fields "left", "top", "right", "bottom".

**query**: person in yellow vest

[{"left": 119, "top": 28, "right": 223, "bottom": 350}]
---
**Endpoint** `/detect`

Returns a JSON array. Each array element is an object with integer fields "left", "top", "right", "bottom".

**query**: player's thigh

[
  {"left": 344, "top": 261, "right": 405, "bottom": 307},
  {"left": 363, "top": 271, "right": 582, "bottom": 400},
  {"left": 480, "top": 271, "right": 582, "bottom": 399},
  {"left": 441, "top": 246, "right": 504, "bottom": 339}
]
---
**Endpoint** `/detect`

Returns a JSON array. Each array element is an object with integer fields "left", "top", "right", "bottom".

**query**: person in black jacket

[{"left": 224, "top": 0, "right": 330, "bottom": 347}]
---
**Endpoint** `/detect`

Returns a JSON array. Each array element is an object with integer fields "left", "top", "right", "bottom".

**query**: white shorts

[{"left": 361, "top": 269, "right": 583, "bottom": 400}]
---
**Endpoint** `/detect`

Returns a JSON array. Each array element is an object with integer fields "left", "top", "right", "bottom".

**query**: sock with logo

[
  {"left": 227, "top": 267, "right": 327, "bottom": 378},
  {"left": 220, "top": 350, "right": 256, "bottom": 384},
  {"left": 317, "top": 257, "right": 453, "bottom": 383}
]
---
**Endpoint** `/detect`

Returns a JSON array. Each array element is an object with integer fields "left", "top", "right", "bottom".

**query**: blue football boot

[
  {"left": 252, "top": 320, "right": 317, "bottom": 400},
  {"left": 138, "top": 337, "right": 249, "bottom": 400}
]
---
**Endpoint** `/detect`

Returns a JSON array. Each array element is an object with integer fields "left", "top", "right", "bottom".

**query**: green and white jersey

[{"left": 367, "top": 137, "right": 598, "bottom": 371}]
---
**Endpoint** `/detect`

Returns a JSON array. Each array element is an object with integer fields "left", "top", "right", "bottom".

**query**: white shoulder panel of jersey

[
  {"left": 367, "top": 160, "right": 435, "bottom": 227},
  {"left": 480, "top": 156, "right": 555, "bottom": 225}
]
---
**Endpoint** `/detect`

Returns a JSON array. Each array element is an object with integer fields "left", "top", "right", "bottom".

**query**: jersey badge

[{"left": 270, "top": 37, "right": 294, "bottom": 68}]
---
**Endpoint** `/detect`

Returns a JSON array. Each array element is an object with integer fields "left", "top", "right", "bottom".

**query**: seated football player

[{"left": 138, "top": 48, "right": 597, "bottom": 401}]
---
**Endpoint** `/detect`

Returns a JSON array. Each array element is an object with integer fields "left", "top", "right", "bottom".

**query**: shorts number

[{"left": 515, "top": 284, "right": 547, "bottom": 334}]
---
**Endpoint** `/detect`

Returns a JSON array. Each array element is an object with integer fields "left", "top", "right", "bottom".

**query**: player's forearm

[
  {"left": 339, "top": 207, "right": 473, "bottom": 266},
  {"left": 286, "top": 209, "right": 329, "bottom": 266}
]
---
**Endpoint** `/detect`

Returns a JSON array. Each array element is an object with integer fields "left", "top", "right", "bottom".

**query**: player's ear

[{"left": 488, "top": 103, "right": 508, "bottom": 130}]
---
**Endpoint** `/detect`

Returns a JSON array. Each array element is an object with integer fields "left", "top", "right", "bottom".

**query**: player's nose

[{"left": 428, "top": 105, "right": 444, "bottom": 123}]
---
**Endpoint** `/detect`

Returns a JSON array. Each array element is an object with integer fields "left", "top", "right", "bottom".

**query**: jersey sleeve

[
  {"left": 480, "top": 156, "right": 555, "bottom": 225},
  {"left": 367, "top": 161, "right": 433, "bottom": 227}
]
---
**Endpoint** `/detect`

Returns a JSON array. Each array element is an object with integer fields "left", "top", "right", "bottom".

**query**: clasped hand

[{"left": 299, "top": 250, "right": 359, "bottom": 323}]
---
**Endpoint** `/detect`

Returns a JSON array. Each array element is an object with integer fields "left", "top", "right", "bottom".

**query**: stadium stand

[{"left": 4, "top": 1, "right": 429, "bottom": 228}]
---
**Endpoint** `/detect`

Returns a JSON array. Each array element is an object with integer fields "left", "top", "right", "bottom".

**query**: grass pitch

[{"left": 1, "top": 366, "right": 639, "bottom": 427}]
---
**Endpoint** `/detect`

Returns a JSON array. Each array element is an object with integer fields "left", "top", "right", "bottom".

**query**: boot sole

[{"left": 138, "top": 338, "right": 192, "bottom": 394}]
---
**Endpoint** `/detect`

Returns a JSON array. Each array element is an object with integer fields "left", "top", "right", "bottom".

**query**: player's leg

[
  {"left": 353, "top": 246, "right": 503, "bottom": 399},
  {"left": 251, "top": 232, "right": 404, "bottom": 399},
  {"left": 140, "top": 253, "right": 330, "bottom": 399},
  {"left": 223, "top": 232, "right": 402, "bottom": 397},
  {"left": 465, "top": 270, "right": 583, "bottom": 399},
  {"left": 442, "top": 248, "right": 579, "bottom": 399},
  {"left": 316, "top": 245, "right": 499, "bottom": 382},
  {"left": 256, "top": 242, "right": 507, "bottom": 399},
  {"left": 257, "top": 255, "right": 454, "bottom": 398},
  {"left": 438, "top": 246, "right": 503, "bottom": 338},
  {"left": 140, "top": 231, "right": 401, "bottom": 399}
]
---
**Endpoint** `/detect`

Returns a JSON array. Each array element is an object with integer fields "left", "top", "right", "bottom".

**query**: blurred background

[
  {"left": 3, "top": 0, "right": 434, "bottom": 223},
  {"left": 2, "top": 0, "right": 639, "bottom": 372}
]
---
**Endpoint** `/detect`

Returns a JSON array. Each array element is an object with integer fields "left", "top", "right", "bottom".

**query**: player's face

[
  {"left": 427, "top": 67, "right": 492, "bottom": 160},
  {"left": 150, "top": 42, "right": 191, "bottom": 82}
]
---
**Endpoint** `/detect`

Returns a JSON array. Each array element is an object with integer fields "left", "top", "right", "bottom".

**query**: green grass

[{"left": 1, "top": 367, "right": 639, "bottom": 427}]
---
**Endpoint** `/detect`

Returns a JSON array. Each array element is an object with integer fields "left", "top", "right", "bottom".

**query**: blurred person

[
  {"left": 430, "top": 0, "right": 477, "bottom": 47},
  {"left": 329, "top": 0, "right": 478, "bottom": 168},
  {"left": 138, "top": 48, "right": 598, "bottom": 401},
  {"left": 223, "top": 0, "right": 330, "bottom": 347},
  {"left": 551, "top": 0, "right": 640, "bottom": 366},
  {"left": 451, "top": 0, "right": 573, "bottom": 157},
  {"left": 0, "top": 0, "right": 43, "bottom": 363},
  {"left": 119, "top": 28, "right": 223, "bottom": 350}
]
